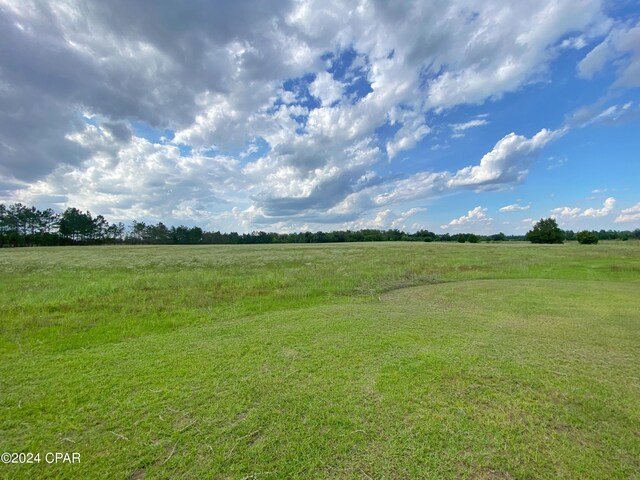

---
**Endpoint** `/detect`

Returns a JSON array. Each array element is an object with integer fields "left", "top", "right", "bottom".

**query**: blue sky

[{"left": 0, "top": 0, "right": 639, "bottom": 233}]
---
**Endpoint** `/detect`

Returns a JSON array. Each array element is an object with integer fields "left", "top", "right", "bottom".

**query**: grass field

[{"left": 1, "top": 242, "right": 639, "bottom": 479}]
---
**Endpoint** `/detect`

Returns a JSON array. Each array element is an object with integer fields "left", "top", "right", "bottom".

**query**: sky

[{"left": 0, "top": 0, "right": 639, "bottom": 234}]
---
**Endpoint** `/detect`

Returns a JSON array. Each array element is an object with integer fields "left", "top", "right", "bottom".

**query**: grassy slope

[{"left": 0, "top": 242, "right": 639, "bottom": 479}]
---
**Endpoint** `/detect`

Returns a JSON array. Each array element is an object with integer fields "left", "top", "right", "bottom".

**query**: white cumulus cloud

[
  {"left": 440, "top": 206, "right": 492, "bottom": 230},
  {"left": 614, "top": 203, "right": 640, "bottom": 223},
  {"left": 551, "top": 206, "right": 582, "bottom": 218},
  {"left": 447, "top": 128, "right": 566, "bottom": 190},
  {"left": 346, "top": 207, "right": 425, "bottom": 231},
  {"left": 309, "top": 71, "right": 345, "bottom": 107},
  {"left": 581, "top": 196, "right": 615, "bottom": 217}
]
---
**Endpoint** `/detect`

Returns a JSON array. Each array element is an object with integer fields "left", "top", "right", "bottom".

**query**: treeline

[
  {"left": 1, "top": 202, "right": 639, "bottom": 247},
  {"left": 0, "top": 203, "right": 125, "bottom": 246},
  {"left": 126, "top": 225, "right": 519, "bottom": 245},
  {"left": 563, "top": 229, "right": 640, "bottom": 241}
]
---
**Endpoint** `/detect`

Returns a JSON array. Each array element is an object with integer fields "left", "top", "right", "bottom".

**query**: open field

[{"left": 1, "top": 242, "right": 639, "bottom": 479}]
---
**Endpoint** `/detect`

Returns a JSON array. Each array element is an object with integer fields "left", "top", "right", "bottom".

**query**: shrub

[
  {"left": 467, "top": 234, "right": 480, "bottom": 243},
  {"left": 576, "top": 230, "right": 599, "bottom": 244}
]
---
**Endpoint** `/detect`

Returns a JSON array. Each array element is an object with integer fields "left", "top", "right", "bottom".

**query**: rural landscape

[
  {"left": 1, "top": 0, "right": 640, "bottom": 478},
  {"left": 1, "top": 240, "right": 639, "bottom": 478}
]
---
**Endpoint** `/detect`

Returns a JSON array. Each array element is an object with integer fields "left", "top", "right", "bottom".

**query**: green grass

[{"left": 1, "top": 242, "right": 639, "bottom": 479}]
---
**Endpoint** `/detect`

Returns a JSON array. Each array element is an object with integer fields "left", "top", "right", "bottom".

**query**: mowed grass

[{"left": 0, "top": 242, "right": 639, "bottom": 479}]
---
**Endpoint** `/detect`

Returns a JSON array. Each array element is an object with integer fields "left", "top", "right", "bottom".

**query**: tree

[
  {"left": 525, "top": 218, "right": 565, "bottom": 244},
  {"left": 576, "top": 230, "right": 599, "bottom": 244},
  {"left": 130, "top": 221, "right": 147, "bottom": 243},
  {"left": 146, "top": 222, "right": 171, "bottom": 244},
  {"left": 188, "top": 226, "right": 203, "bottom": 244},
  {"left": 40, "top": 208, "right": 59, "bottom": 234},
  {"left": 59, "top": 208, "right": 95, "bottom": 242},
  {"left": 93, "top": 215, "right": 109, "bottom": 240},
  {"left": 106, "top": 222, "right": 125, "bottom": 243}
]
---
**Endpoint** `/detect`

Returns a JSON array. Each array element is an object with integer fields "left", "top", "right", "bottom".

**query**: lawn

[{"left": 1, "top": 242, "right": 639, "bottom": 479}]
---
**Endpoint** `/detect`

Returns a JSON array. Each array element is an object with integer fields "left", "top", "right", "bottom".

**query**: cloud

[
  {"left": 386, "top": 110, "right": 431, "bottom": 159},
  {"left": 614, "top": 203, "right": 640, "bottom": 223},
  {"left": 551, "top": 206, "right": 582, "bottom": 218},
  {"left": 578, "top": 21, "right": 640, "bottom": 87},
  {"left": 446, "top": 128, "right": 565, "bottom": 190},
  {"left": 373, "top": 127, "right": 564, "bottom": 208},
  {"left": 8, "top": 124, "right": 243, "bottom": 225},
  {"left": 499, "top": 203, "right": 531, "bottom": 212},
  {"left": 425, "top": 0, "right": 608, "bottom": 109},
  {"left": 581, "top": 196, "right": 615, "bottom": 217},
  {"left": 338, "top": 126, "right": 563, "bottom": 227},
  {"left": 450, "top": 118, "right": 489, "bottom": 132},
  {"left": 0, "top": 0, "right": 301, "bottom": 182},
  {"left": 346, "top": 207, "right": 425, "bottom": 231},
  {"left": 440, "top": 206, "right": 492, "bottom": 230},
  {"left": 560, "top": 35, "right": 588, "bottom": 50},
  {"left": 549, "top": 197, "right": 617, "bottom": 222},
  {"left": 309, "top": 71, "right": 344, "bottom": 107},
  {"left": 570, "top": 101, "right": 637, "bottom": 128},
  {"left": 101, "top": 122, "right": 133, "bottom": 144},
  {"left": 590, "top": 102, "right": 634, "bottom": 124}
]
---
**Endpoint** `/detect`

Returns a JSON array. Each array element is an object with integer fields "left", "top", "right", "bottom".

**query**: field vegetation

[{"left": 1, "top": 242, "right": 639, "bottom": 478}]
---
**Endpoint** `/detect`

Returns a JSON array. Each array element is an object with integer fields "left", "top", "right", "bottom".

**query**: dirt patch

[{"left": 128, "top": 468, "right": 146, "bottom": 480}]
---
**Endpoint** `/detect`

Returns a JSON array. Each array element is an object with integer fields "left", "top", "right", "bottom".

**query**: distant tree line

[
  {"left": 124, "top": 224, "right": 520, "bottom": 245},
  {"left": 525, "top": 217, "right": 640, "bottom": 244},
  {"left": 563, "top": 229, "right": 639, "bottom": 241},
  {"left": 1, "top": 203, "right": 639, "bottom": 247}
]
